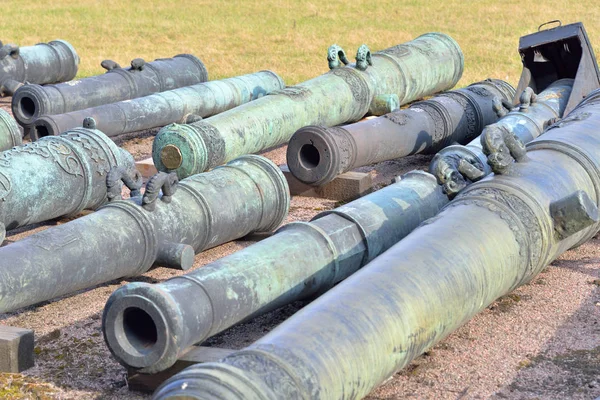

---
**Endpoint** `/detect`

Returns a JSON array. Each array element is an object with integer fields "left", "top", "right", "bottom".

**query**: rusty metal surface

[
  {"left": 152, "top": 88, "right": 600, "bottom": 400},
  {"left": 102, "top": 170, "right": 448, "bottom": 374},
  {"left": 11, "top": 54, "right": 207, "bottom": 126},
  {"left": 286, "top": 79, "right": 514, "bottom": 186},
  {"left": 0, "top": 39, "right": 79, "bottom": 96},
  {"left": 30, "top": 70, "right": 285, "bottom": 140},
  {"left": 0, "top": 154, "right": 289, "bottom": 314},
  {"left": 152, "top": 33, "right": 464, "bottom": 179}
]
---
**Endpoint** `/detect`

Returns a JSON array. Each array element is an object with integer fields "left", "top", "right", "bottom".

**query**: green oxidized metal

[
  {"left": 0, "top": 39, "right": 79, "bottom": 96},
  {"left": 0, "top": 109, "right": 22, "bottom": 151},
  {"left": 0, "top": 155, "right": 289, "bottom": 313},
  {"left": 0, "top": 124, "right": 137, "bottom": 242},
  {"left": 152, "top": 32, "right": 464, "bottom": 178},
  {"left": 31, "top": 71, "right": 285, "bottom": 140},
  {"left": 102, "top": 170, "right": 448, "bottom": 374},
  {"left": 11, "top": 54, "right": 207, "bottom": 126},
  {"left": 431, "top": 78, "right": 573, "bottom": 197},
  {"left": 152, "top": 89, "right": 600, "bottom": 400},
  {"left": 286, "top": 79, "right": 514, "bottom": 186}
]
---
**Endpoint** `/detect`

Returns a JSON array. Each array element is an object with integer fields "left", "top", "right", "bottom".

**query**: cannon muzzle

[{"left": 286, "top": 79, "right": 515, "bottom": 186}]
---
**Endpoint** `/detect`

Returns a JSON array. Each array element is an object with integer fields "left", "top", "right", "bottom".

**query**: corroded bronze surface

[
  {"left": 152, "top": 88, "right": 600, "bottom": 400},
  {"left": 152, "top": 33, "right": 464, "bottom": 179},
  {"left": 0, "top": 39, "right": 79, "bottom": 96},
  {"left": 30, "top": 71, "right": 284, "bottom": 140},
  {"left": 0, "top": 109, "right": 22, "bottom": 151},
  {"left": 0, "top": 155, "right": 289, "bottom": 313},
  {"left": 11, "top": 54, "right": 207, "bottom": 126}
]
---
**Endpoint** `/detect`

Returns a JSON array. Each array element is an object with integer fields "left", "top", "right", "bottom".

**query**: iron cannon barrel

[
  {"left": 30, "top": 71, "right": 285, "bottom": 140},
  {"left": 102, "top": 170, "right": 448, "bottom": 373},
  {"left": 286, "top": 79, "right": 514, "bottom": 186},
  {"left": 152, "top": 33, "right": 464, "bottom": 179},
  {"left": 11, "top": 54, "right": 208, "bottom": 125},
  {"left": 152, "top": 91, "right": 600, "bottom": 400},
  {"left": 0, "top": 109, "right": 22, "bottom": 151},
  {"left": 0, "top": 154, "right": 289, "bottom": 313},
  {"left": 0, "top": 126, "right": 136, "bottom": 242},
  {"left": 0, "top": 39, "right": 79, "bottom": 96},
  {"left": 429, "top": 79, "right": 574, "bottom": 180}
]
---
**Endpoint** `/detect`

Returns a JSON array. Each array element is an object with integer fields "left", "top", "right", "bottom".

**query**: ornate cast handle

[{"left": 142, "top": 172, "right": 178, "bottom": 211}]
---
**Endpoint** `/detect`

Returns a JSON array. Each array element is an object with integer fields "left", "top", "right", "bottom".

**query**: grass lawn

[{"left": 2, "top": 0, "right": 599, "bottom": 87}]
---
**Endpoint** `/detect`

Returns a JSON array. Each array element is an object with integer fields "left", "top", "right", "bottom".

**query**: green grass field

[{"left": 2, "top": 0, "right": 600, "bottom": 87}]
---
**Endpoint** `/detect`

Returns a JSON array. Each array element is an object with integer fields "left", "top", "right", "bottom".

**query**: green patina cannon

[
  {"left": 430, "top": 78, "right": 572, "bottom": 197},
  {"left": 0, "top": 109, "right": 22, "bottom": 151},
  {"left": 30, "top": 71, "right": 285, "bottom": 140},
  {"left": 11, "top": 54, "right": 207, "bottom": 126},
  {"left": 0, "top": 39, "right": 79, "bottom": 96},
  {"left": 286, "top": 79, "right": 514, "bottom": 186},
  {"left": 152, "top": 87, "right": 600, "bottom": 400},
  {"left": 0, "top": 122, "right": 137, "bottom": 242},
  {"left": 102, "top": 170, "right": 448, "bottom": 374},
  {"left": 0, "top": 155, "right": 289, "bottom": 313},
  {"left": 152, "top": 32, "right": 464, "bottom": 179}
]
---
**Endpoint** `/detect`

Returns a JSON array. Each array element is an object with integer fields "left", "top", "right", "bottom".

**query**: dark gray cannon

[
  {"left": 102, "top": 170, "right": 448, "bottom": 374},
  {"left": 30, "top": 70, "right": 284, "bottom": 140},
  {"left": 430, "top": 78, "right": 573, "bottom": 197},
  {"left": 0, "top": 39, "right": 79, "bottom": 96},
  {"left": 11, "top": 54, "right": 208, "bottom": 126},
  {"left": 0, "top": 109, "right": 22, "bottom": 151},
  {"left": 0, "top": 123, "right": 138, "bottom": 242},
  {"left": 286, "top": 79, "right": 514, "bottom": 186},
  {"left": 152, "top": 88, "right": 600, "bottom": 400},
  {"left": 0, "top": 155, "right": 289, "bottom": 313}
]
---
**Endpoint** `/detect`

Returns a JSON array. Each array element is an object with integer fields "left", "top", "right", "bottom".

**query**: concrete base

[
  {"left": 127, "top": 346, "right": 235, "bottom": 393},
  {"left": 0, "top": 325, "right": 35, "bottom": 372},
  {"left": 280, "top": 164, "right": 373, "bottom": 201}
]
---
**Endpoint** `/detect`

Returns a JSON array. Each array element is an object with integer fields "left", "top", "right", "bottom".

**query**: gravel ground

[{"left": 0, "top": 98, "right": 598, "bottom": 399}]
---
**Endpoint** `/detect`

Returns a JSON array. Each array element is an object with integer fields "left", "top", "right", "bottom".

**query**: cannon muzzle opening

[{"left": 11, "top": 85, "right": 47, "bottom": 124}]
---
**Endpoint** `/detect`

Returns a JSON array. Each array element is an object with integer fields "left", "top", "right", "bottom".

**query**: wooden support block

[
  {"left": 127, "top": 346, "right": 235, "bottom": 393},
  {"left": 0, "top": 325, "right": 35, "bottom": 372},
  {"left": 280, "top": 164, "right": 373, "bottom": 201},
  {"left": 135, "top": 157, "right": 157, "bottom": 178}
]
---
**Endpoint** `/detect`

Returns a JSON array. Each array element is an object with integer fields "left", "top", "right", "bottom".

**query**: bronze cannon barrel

[
  {"left": 286, "top": 79, "right": 514, "bottom": 186},
  {"left": 0, "top": 123, "right": 136, "bottom": 242},
  {"left": 11, "top": 54, "right": 208, "bottom": 126},
  {"left": 431, "top": 78, "right": 573, "bottom": 197},
  {"left": 30, "top": 70, "right": 285, "bottom": 140},
  {"left": 102, "top": 170, "right": 448, "bottom": 374},
  {"left": 152, "top": 90, "right": 600, "bottom": 399},
  {"left": 0, "top": 39, "right": 79, "bottom": 96},
  {"left": 152, "top": 33, "right": 464, "bottom": 179},
  {"left": 0, "top": 155, "right": 289, "bottom": 313}
]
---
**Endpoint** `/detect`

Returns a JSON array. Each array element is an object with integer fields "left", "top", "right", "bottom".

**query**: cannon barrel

[
  {"left": 11, "top": 54, "right": 208, "bottom": 126},
  {"left": 152, "top": 33, "right": 464, "bottom": 179},
  {"left": 286, "top": 79, "right": 514, "bottom": 186},
  {"left": 30, "top": 71, "right": 285, "bottom": 140},
  {"left": 0, "top": 154, "right": 288, "bottom": 313},
  {"left": 103, "top": 170, "right": 448, "bottom": 373},
  {"left": 0, "top": 123, "right": 137, "bottom": 242},
  {"left": 431, "top": 78, "right": 573, "bottom": 197},
  {"left": 0, "top": 109, "right": 22, "bottom": 151},
  {"left": 0, "top": 39, "right": 79, "bottom": 96},
  {"left": 152, "top": 90, "right": 600, "bottom": 400}
]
